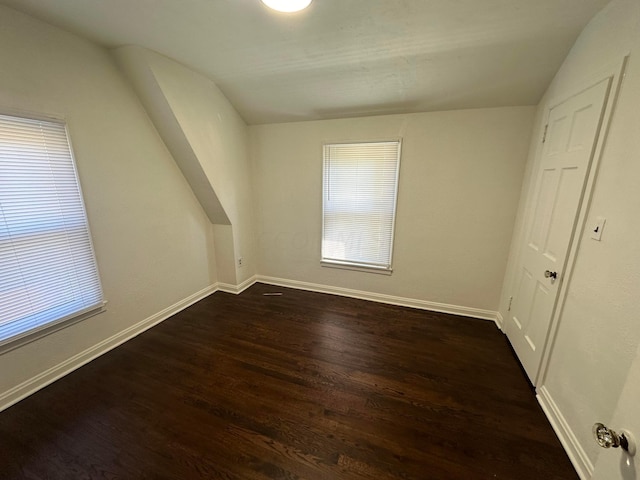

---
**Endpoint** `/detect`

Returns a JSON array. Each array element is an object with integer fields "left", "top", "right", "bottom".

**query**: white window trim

[
  {"left": 0, "top": 303, "right": 107, "bottom": 355},
  {"left": 0, "top": 112, "right": 106, "bottom": 354},
  {"left": 320, "top": 260, "right": 393, "bottom": 275},
  {"left": 321, "top": 139, "right": 401, "bottom": 274}
]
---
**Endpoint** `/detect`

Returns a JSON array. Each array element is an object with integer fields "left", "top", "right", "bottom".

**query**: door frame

[
  {"left": 506, "top": 78, "right": 613, "bottom": 385},
  {"left": 505, "top": 55, "right": 629, "bottom": 388},
  {"left": 536, "top": 57, "right": 629, "bottom": 388},
  {"left": 502, "top": 55, "right": 629, "bottom": 479}
]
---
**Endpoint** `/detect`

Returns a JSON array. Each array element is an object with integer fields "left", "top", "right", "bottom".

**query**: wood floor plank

[{"left": 0, "top": 283, "right": 578, "bottom": 479}]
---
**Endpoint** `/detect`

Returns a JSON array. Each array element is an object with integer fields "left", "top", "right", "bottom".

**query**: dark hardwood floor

[{"left": 0, "top": 283, "right": 577, "bottom": 479}]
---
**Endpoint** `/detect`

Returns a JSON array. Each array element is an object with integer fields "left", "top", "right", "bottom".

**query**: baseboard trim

[
  {"left": 216, "top": 275, "right": 258, "bottom": 294},
  {"left": 0, "top": 283, "right": 218, "bottom": 413},
  {"left": 0, "top": 273, "right": 494, "bottom": 413},
  {"left": 256, "top": 275, "right": 498, "bottom": 322},
  {"left": 495, "top": 312, "right": 505, "bottom": 331},
  {"left": 537, "top": 386, "right": 593, "bottom": 479}
]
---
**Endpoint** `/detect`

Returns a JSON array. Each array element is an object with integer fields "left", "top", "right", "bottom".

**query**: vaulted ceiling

[{"left": 1, "top": 0, "right": 611, "bottom": 124}]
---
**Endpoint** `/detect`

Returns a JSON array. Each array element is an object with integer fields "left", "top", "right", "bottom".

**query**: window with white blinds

[
  {"left": 322, "top": 141, "right": 401, "bottom": 272},
  {"left": 0, "top": 113, "right": 104, "bottom": 349}
]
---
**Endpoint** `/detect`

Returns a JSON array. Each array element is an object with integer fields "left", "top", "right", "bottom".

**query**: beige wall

[
  {"left": 113, "top": 46, "right": 231, "bottom": 227},
  {"left": 499, "top": 0, "right": 640, "bottom": 473},
  {"left": 250, "top": 107, "right": 534, "bottom": 313},
  {"left": 0, "top": 6, "right": 216, "bottom": 394},
  {"left": 114, "top": 46, "right": 257, "bottom": 286},
  {"left": 147, "top": 53, "right": 257, "bottom": 285}
]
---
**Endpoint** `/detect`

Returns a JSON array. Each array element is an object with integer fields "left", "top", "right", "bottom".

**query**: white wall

[
  {"left": 113, "top": 46, "right": 257, "bottom": 285},
  {"left": 250, "top": 107, "right": 534, "bottom": 314},
  {"left": 142, "top": 50, "right": 256, "bottom": 285},
  {"left": 113, "top": 46, "right": 231, "bottom": 226},
  {"left": 0, "top": 6, "right": 216, "bottom": 399},
  {"left": 592, "top": 341, "right": 640, "bottom": 479},
  {"left": 498, "top": 0, "right": 640, "bottom": 475}
]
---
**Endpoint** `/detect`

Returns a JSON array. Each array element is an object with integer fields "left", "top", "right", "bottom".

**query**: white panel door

[{"left": 506, "top": 79, "right": 610, "bottom": 385}]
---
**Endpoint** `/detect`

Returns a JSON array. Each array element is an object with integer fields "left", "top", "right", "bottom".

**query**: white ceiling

[{"left": 1, "top": 0, "right": 610, "bottom": 124}]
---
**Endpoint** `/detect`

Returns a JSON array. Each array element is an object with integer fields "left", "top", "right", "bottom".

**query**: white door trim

[
  {"left": 535, "top": 55, "right": 629, "bottom": 388},
  {"left": 506, "top": 77, "right": 612, "bottom": 384},
  {"left": 503, "top": 55, "right": 629, "bottom": 387}
]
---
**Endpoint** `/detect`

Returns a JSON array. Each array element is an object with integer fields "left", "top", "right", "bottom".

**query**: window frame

[
  {"left": 0, "top": 111, "right": 106, "bottom": 354},
  {"left": 321, "top": 139, "right": 402, "bottom": 275}
]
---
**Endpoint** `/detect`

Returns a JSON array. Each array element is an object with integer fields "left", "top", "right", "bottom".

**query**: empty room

[{"left": 1, "top": 0, "right": 639, "bottom": 478}]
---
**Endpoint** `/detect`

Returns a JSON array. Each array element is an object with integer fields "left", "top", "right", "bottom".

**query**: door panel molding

[
  {"left": 507, "top": 78, "right": 611, "bottom": 384},
  {"left": 536, "top": 56, "right": 629, "bottom": 389}
]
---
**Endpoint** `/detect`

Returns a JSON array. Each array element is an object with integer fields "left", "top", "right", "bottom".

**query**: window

[
  {"left": 322, "top": 140, "right": 401, "bottom": 273},
  {"left": 0, "top": 113, "right": 104, "bottom": 349}
]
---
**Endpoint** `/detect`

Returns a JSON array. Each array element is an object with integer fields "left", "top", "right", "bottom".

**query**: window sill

[
  {"left": 0, "top": 302, "right": 108, "bottom": 355},
  {"left": 321, "top": 261, "right": 393, "bottom": 276}
]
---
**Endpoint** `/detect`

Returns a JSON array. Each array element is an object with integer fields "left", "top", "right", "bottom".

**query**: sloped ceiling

[
  {"left": 114, "top": 46, "right": 231, "bottom": 225},
  {"left": 1, "top": 0, "right": 611, "bottom": 124}
]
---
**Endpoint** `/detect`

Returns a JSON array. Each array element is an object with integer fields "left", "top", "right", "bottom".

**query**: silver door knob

[
  {"left": 593, "top": 423, "right": 636, "bottom": 455},
  {"left": 544, "top": 270, "right": 557, "bottom": 279}
]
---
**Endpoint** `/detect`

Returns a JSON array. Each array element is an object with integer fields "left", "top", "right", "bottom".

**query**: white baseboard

[
  {"left": 537, "top": 386, "right": 593, "bottom": 479},
  {"left": 495, "top": 312, "right": 505, "bottom": 331},
  {"left": 217, "top": 275, "right": 257, "bottom": 294},
  {"left": 256, "top": 275, "right": 498, "bottom": 322},
  {"left": 0, "top": 283, "right": 218, "bottom": 413}
]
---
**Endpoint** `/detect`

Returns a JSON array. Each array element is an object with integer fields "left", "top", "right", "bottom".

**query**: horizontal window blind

[
  {"left": 0, "top": 113, "right": 104, "bottom": 347},
  {"left": 322, "top": 141, "right": 401, "bottom": 271}
]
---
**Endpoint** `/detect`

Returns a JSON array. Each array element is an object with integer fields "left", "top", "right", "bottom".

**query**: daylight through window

[
  {"left": 0, "top": 113, "right": 104, "bottom": 348},
  {"left": 322, "top": 141, "right": 401, "bottom": 273}
]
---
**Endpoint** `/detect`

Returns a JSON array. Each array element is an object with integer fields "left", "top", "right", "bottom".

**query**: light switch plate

[{"left": 590, "top": 216, "right": 606, "bottom": 241}]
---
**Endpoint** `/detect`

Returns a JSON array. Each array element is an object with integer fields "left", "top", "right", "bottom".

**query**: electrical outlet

[{"left": 238, "top": 257, "right": 243, "bottom": 267}]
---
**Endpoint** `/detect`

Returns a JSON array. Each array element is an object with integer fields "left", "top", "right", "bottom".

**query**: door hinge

[
  {"left": 542, "top": 124, "right": 549, "bottom": 143},
  {"left": 508, "top": 296, "right": 513, "bottom": 312}
]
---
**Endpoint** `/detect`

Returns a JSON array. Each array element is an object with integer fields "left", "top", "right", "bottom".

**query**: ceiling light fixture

[{"left": 260, "top": 0, "right": 312, "bottom": 13}]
